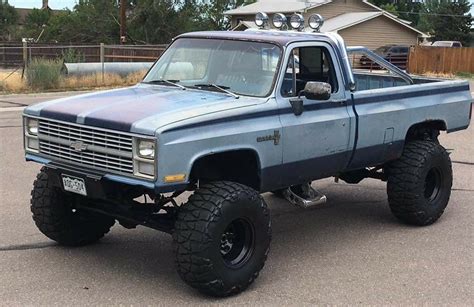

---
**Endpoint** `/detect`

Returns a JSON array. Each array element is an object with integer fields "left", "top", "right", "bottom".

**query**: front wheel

[
  {"left": 30, "top": 167, "right": 115, "bottom": 246},
  {"left": 173, "top": 181, "right": 271, "bottom": 297},
  {"left": 387, "top": 140, "right": 452, "bottom": 226}
]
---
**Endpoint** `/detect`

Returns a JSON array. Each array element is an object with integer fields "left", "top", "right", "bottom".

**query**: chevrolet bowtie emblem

[{"left": 70, "top": 141, "right": 88, "bottom": 152}]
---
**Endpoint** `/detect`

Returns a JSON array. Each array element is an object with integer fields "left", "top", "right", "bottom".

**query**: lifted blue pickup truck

[{"left": 23, "top": 23, "right": 471, "bottom": 296}]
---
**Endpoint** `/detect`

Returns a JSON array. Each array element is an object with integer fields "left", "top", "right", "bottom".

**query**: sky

[
  {"left": 8, "top": 0, "right": 474, "bottom": 15},
  {"left": 8, "top": 0, "right": 78, "bottom": 10}
]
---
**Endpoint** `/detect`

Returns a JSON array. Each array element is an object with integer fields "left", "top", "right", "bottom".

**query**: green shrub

[
  {"left": 26, "top": 58, "right": 63, "bottom": 90},
  {"left": 61, "top": 48, "right": 85, "bottom": 63}
]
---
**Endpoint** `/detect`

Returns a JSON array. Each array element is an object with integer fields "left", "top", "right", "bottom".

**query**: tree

[
  {"left": 21, "top": 8, "right": 51, "bottom": 41},
  {"left": 127, "top": 0, "right": 213, "bottom": 44},
  {"left": 369, "top": 0, "right": 423, "bottom": 25},
  {"left": 128, "top": 0, "right": 183, "bottom": 44},
  {"left": 201, "top": 0, "right": 256, "bottom": 30},
  {"left": 419, "top": 0, "right": 472, "bottom": 45},
  {"left": 41, "top": 0, "right": 120, "bottom": 43},
  {"left": 0, "top": 2, "right": 19, "bottom": 40},
  {"left": 393, "top": 0, "right": 424, "bottom": 26},
  {"left": 25, "top": 8, "right": 50, "bottom": 28},
  {"left": 127, "top": 0, "right": 257, "bottom": 44}
]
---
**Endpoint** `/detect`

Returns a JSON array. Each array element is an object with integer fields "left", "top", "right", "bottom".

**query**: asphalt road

[{"left": 0, "top": 91, "right": 473, "bottom": 305}]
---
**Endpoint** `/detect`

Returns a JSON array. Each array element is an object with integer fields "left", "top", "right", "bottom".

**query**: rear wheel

[
  {"left": 387, "top": 141, "right": 452, "bottom": 226},
  {"left": 173, "top": 181, "right": 271, "bottom": 297},
  {"left": 30, "top": 167, "right": 115, "bottom": 246}
]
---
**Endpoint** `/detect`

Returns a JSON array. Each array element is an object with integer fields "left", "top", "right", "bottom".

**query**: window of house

[{"left": 281, "top": 46, "right": 338, "bottom": 97}]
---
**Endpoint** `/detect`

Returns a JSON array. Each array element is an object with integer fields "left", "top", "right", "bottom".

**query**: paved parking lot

[{"left": 0, "top": 91, "right": 473, "bottom": 305}]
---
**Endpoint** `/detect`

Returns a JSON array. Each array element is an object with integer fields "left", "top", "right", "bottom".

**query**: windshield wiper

[
  {"left": 193, "top": 83, "right": 239, "bottom": 99},
  {"left": 144, "top": 79, "right": 186, "bottom": 90}
]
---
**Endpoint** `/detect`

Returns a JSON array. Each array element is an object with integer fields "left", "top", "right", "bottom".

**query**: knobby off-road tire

[
  {"left": 30, "top": 167, "right": 115, "bottom": 246},
  {"left": 387, "top": 140, "right": 452, "bottom": 226},
  {"left": 173, "top": 181, "right": 271, "bottom": 297}
]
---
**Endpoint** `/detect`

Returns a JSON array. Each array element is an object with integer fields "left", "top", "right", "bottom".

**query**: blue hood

[{"left": 24, "top": 84, "right": 263, "bottom": 135}]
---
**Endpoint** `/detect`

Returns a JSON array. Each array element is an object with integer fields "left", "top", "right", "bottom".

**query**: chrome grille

[{"left": 38, "top": 119, "right": 134, "bottom": 175}]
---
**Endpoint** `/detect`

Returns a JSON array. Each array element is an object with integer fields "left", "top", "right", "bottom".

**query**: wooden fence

[
  {"left": 407, "top": 46, "right": 474, "bottom": 74},
  {"left": 0, "top": 43, "right": 168, "bottom": 67}
]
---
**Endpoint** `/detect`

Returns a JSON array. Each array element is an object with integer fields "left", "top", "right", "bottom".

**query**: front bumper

[{"left": 26, "top": 153, "right": 189, "bottom": 195}]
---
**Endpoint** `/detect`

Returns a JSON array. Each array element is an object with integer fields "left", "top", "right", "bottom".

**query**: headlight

[
  {"left": 133, "top": 138, "right": 156, "bottom": 179},
  {"left": 26, "top": 118, "right": 39, "bottom": 135},
  {"left": 24, "top": 117, "right": 39, "bottom": 152},
  {"left": 137, "top": 139, "right": 155, "bottom": 159}
]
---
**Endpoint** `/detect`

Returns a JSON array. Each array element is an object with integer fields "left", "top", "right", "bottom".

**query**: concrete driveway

[{"left": 0, "top": 91, "right": 473, "bottom": 305}]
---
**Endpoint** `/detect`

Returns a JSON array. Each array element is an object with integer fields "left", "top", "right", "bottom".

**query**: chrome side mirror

[
  {"left": 288, "top": 81, "right": 332, "bottom": 116},
  {"left": 300, "top": 81, "right": 331, "bottom": 100}
]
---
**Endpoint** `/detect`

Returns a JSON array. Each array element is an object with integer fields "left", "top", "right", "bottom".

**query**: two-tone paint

[{"left": 23, "top": 30, "right": 472, "bottom": 194}]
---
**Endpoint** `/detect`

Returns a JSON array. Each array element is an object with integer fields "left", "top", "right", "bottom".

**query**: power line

[
  {"left": 388, "top": 10, "right": 473, "bottom": 18},
  {"left": 303, "top": 3, "right": 473, "bottom": 18}
]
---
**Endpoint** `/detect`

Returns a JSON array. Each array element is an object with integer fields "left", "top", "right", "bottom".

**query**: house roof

[
  {"left": 225, "top": 0, "right": 412, "bottom": 24},
  {"left": 231, "top": 20, "right": 258, "bottom": 31},
  {"left": 318, "top": 12, "right": 381, "bottom": 32},
  {"left": 224, "top": 0, "right": 331, "bottom": 15},
  {"left": 319, "top": 11, "right": 428, "bottom": 35},
  {"left": 234, "top": 11, "right": 428, "bottom": 37},
  {"left": 227, "top": 0, "right": 428, "bottom": 37}
]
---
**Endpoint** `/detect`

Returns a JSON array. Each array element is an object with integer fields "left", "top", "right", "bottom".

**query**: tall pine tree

[{"left": 419, "top": 0, "right": 472, "bottom": 45}]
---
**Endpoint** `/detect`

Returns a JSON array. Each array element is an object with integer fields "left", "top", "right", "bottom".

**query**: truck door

[{"left": 275, "top": 43, "right": 352, "bottom": 187}]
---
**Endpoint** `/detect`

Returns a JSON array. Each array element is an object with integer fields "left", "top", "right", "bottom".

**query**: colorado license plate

[{"left": 62, "top": 175, "right": 87, "bottom": 196}]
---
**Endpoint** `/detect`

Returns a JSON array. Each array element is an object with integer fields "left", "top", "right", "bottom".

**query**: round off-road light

[
  {"left": 255, "top": 12, "right": 269, "bottom": 28},
  {"left": 308, "top": 14, "right": 324, "bottom": 31},
  {"left": 290, "top": 13, "right": 304, "bottom": 30},
  {"left": 272, "top": 13, "right": 287, "bottom": 29}
]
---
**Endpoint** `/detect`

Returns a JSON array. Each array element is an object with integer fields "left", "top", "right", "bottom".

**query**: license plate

[{"left": 62, "top": 175, "right": 87, "bottom": 196}]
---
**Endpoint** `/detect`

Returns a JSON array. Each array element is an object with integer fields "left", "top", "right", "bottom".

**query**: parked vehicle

[
  {"left": 432, "top": 41, "right": 463, "bottom": 47},
  {"left": 359, "top": 44, "right": 409, "bottom": 69},
  {"left": 23, "top": 13, "right": 472, "bottom": 297}
]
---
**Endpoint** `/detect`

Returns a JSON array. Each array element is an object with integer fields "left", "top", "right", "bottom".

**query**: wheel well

[
  {"left": 406, "top": 120, "right": 446, "bottom": 142},
  {"left": 190, "top": 150, "right": 261, "bottom": 191}
]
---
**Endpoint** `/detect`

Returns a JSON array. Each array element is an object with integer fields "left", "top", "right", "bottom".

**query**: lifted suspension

[{"left": 75, "top": 191, "right": 186, "bottom": 234}]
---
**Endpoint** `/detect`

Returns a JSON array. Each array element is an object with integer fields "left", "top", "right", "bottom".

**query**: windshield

[{"left": 143, "top": 38, "right": 282, "bottom": 97}]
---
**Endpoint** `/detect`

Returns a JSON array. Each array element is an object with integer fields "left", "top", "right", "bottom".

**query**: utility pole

[{"left": 120, "top": 0, "right": 127, "bottom": 44}]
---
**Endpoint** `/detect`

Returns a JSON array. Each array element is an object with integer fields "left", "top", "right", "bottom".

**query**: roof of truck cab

[{"left": 176, "top": 30, "right": 336, "bottom": 47}]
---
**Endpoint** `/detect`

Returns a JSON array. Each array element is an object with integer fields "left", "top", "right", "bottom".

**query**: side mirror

[
  {"left": 299, "top": 81, "right": 331, "bottom": 100},
  {"left": 288, "top": 82, "right": 332, "bottom": 116}
]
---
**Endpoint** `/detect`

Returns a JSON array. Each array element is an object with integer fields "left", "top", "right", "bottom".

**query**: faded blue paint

[{"left": 23, "top": 30, "right": 473, "bottom": 194}]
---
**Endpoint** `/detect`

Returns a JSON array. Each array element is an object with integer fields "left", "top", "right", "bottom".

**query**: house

[{"left": 225, "top": 0, "right": 428, "bottom": 50}]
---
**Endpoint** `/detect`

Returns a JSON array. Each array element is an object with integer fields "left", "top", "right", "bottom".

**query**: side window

[
  {"left": 453, "top": 42, "right": 461, "bottom": 47},
  {"left": 281, "top": 46, "right": 338, "bottom": 97}
]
